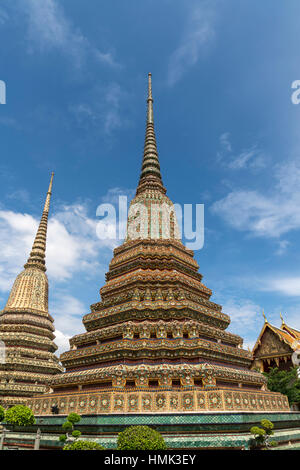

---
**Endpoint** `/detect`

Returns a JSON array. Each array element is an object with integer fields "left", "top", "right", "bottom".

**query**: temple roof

[{"left": 252, "top": 316, "right": 300, "bottom": 354}]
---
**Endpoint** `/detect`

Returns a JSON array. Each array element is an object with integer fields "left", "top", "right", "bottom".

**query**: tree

[
  {"left": 264, "top": 366, "right": 300, "bottom": 405},
  {"left": 63, "top": 440, "right": 104, "bottom": 450},
  {"left": 59, "top": 413, "right": 82, "bottom": 444},
  {"left": 5, "top": 405, "right": 35, "bottom": 427},
  {"left": 117, "top": 425, "right": 167, "bottom": 450},
  {"left": 250, "top": 419, "right": 275, "bottom": 449},
  {"left": 250, "top": 426, "right": 266, "bottom": 448},
  {"left": 0, "top": 406, "right": 5, "bottom": 423}
]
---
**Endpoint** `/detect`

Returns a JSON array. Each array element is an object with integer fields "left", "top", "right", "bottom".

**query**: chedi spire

[
  {"left": 24, "top": 172, "right": 54, "bottom": 271},
  {"left": 136, "top": 73, "right": 166, "bottom": 195},
  {"left": 0, "top": 173, "right": 62, "bottom": 408}
]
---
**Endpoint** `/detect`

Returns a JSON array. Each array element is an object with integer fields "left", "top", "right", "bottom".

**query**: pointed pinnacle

[
  {"left": 262, "top": 310, "right": 268, "bottom": 323},
  {"left": 43, "top": 172, "right": 54, "bottom": 213},
  {"left": 136, "top": 73, "right": 166, "bottom": 195},
  {"left": 24, "top": 173, "right": 54, "bottom": 271}
]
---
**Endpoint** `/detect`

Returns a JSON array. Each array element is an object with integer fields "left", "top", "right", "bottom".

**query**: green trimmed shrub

[
  {"left": 0, "top": 405, "right": 5, "bottom": 422},
  {"left": 67, "top": 413, "right": 81, "bottom": 425},
  {"left": 63, "top": 440, "right": 104, "bottom": 450},
  {"left": 250, "top": 426, "right": 266, "bottom": 437},
  {"left": 59, "top": 413, "right": 82, "bottom": 445},
  {"left": 117, "top": 425, "right": 167, "bottom": 450},
  {"left": 249, "top": 420, "right": 276, "bottom": 449},
  {"left": 5, "top": 405, "right": 35, "bottom": 427},
  {"left": 261, "top": 419, "right": 274, "bottom": 434},
  {"left": 62, "top": 421, "right": 73, "bottom": 431}
]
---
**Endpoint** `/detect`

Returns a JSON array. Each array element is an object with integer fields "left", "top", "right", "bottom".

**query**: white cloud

[
  {"left": 54, "top": 329, "right": 71, "bottom": 357},
  {"left": 22, "top": 0, "right": 120, "bottom": 68},
  {"left": 217, "top": 133, "right": 266, "bottom": 170},
  {"left": 262, "top": 277, "right": 300, "bottom": 297},
  {"left": 0, "top": 185, "right": 135, "bottom": 295},
  {"left": 102, "top": 83, "right": 123, "bottom": 134},
  {"left": 70, "top": 83, "right": 128, "bottom": 135},
  {"left": 100, "top": 187, "right": 135, "bottom": 204},
  {"left": 6, "top": 189, "right": 30, "bottom": 204},
  {"left": 0, "top": 199, "right": 120, "bottom": 296},
  {"left": 275, "top": 240, "right": 290, "bottom": 256},
  {"left": 52, "top": 293, "right": 87, "bottom": 356},
  {"left": 219, "top": 132, "right": 232, "bottom": 153},
  {"left": 167, "top": 3, "right": 215, "bottom": 86},
  {"left": 51, "top": 293, "right": 86, "bottom": 336},
  {"left": 0, "top": 211, "right": 38, "bottom": 291},
  {"left": 220, "top": 297, "right": 263, "bottom": 348},
  {"left": 0, "top": 7, "right": 8, "bottom": 25},
  {"left": 223, "top": 298, "right": 261, "bottom": 330},
  {"left": 94, "top": 50, "right": 120, "bottom": 68},
  {"left": 211, "top": 159, "right": 300, "bottom": 239}
]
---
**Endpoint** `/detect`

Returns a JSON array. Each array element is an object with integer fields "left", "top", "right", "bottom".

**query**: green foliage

[
  {"left": 5, "top": 405, "right": 35, "bottom": 427},
  {"left": 117, "top": 425, "right": 167, "bottom": 450},
  {"left": 67, "top": 413, "right": 81, "bottom": 424},
  {"left": 250, "top": 426, "right": 266, "bottom": 437},
  {"left": 59, "top": 413, "right": 82, "bottom": 445},
  {"left": 63, "top": 440, "right": 104, "bottom": 450},
  {"left": 0, "top": 405, "right": 5, "bottom": 422},
  {"left": 269, "top": 440, "right": 278, "bottom": 447},
  {"left": 263, "top": 367, "right": 300, "bottom": 405},
  {"left": 261, "top": 419, "right": 274, "bottom": 434},
  {"left": 249, "top": 420, "right": 276, "bottom": 449},
  {"left": 62, "top": 420, "right": 73, "bottom": 431}
]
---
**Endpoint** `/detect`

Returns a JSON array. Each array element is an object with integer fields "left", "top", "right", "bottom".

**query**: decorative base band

[{"left": 27, "top": 387, "right": 290, "bottom": 415}]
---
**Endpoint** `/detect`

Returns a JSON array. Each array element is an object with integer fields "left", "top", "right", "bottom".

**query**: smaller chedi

[
  {"left": 0, "top": 174, "right": 63, "bottom": 407},
  {"left": 252, "top": 313, "right": 300, "bottom": 373}
]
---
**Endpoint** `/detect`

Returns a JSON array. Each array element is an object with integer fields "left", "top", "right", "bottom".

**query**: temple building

[
  {"left": 0, "top": 174, "right": 63, "bottom": 408},
  {"left": 28, "top": 74, "right": 289, "bottom": 416},
  {"left": 252, "top": 314, "right": 300, "bottom": 373}
]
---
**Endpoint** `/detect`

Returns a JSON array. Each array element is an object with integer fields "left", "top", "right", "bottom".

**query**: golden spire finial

[
  {"left": 262, "top": 309, "right": 268, "bottom": 323},
  {"left": 43, "top": 172, "right": 54, "bottom": 213},
  {"left": 24, "top": 172, "right": 54, "bottom": 272},
  {"left": 280, "top": 312, "right": 285, "bottom": 326},
  {"left": 147, "top": 72, "right": 153, "bottom": 124},
  {"left": 148, "top": 73, "right": 153, "bottom": 100}
]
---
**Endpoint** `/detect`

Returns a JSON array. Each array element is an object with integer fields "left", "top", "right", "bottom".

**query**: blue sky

[{"left": 0, "top": 0, "right": 300, "bottom": 354}]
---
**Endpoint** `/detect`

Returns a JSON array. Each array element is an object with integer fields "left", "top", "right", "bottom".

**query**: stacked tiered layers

[
  {"left": 0, "top": 174, "right": 63, "bottom": 407},
  {"left": 28, "top": 75, "right": 289, "bottom": 414}
]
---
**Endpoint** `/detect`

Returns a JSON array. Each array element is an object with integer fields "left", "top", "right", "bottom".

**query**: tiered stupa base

[{"left": 28, "top": 386, "right": 289, "bottom": 415}]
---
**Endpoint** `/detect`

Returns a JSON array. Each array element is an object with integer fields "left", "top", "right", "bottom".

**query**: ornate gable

[{"left": 255, "top": 327, "right": 292, "bottom": 358}]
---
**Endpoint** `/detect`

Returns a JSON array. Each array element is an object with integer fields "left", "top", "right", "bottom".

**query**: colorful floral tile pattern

[{"left": 27, "top": 387, "right": 289, "bottom": 415}]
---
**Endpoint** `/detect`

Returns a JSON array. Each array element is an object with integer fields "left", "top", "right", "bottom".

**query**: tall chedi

[
  {"left": 0, "top": 174, "right": 63, "bottom": 407},
  {"left": 28, "top": 75, "right": 289, "bottom": 415}
]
